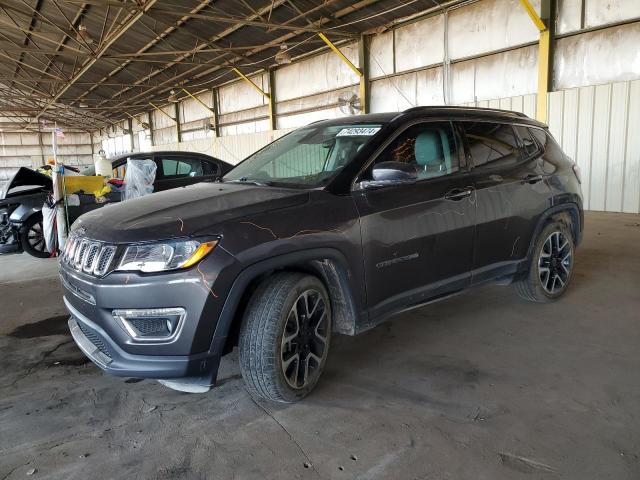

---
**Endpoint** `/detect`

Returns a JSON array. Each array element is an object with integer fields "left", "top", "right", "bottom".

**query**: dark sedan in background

[{"left": 0, "top": 151, "right": 231, "bottom": 258}]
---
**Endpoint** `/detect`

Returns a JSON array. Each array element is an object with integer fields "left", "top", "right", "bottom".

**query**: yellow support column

[
  {"left": 537, "top": 29, "right": 551, "bottom": 124},
  {"left": 519, "top": 0, "right": 554, "bottom": 124}
]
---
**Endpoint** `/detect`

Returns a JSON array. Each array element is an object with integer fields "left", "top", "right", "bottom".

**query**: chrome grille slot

[
  {"left": 82, "top": 243, "right": 100, "bottom": 273},
  {"left": 94, "top": 246, "right": 115, "bottom": 276},
  {"left": 74, "top": 240, "right": 89, "bottom": 269}
]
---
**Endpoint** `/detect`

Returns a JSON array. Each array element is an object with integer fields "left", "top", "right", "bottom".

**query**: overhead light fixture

[
  {"left": 77, "top": 24, "right": 94, "bottom": 45},
  {"left": 168, "top": 89, "right": 179, "bottom": 102},
  {"left": 275, "top": 44, "right": 292, "bottom": 65}
]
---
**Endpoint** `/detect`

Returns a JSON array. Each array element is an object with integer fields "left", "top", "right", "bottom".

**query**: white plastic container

[{"left": 94, "top": 150, "right": 111, "bottom": 178}]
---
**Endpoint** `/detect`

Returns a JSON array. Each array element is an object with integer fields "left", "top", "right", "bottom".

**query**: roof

[
  {"left": 311, "top": 106, "right": 546, "bottom": 129},
  {"left": 0, "top": 0, "right": 467, "bottom": 132}
]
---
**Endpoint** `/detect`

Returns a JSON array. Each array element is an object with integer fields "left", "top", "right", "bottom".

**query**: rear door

[
  {"left": 460, "top": 121, "right": 552, "bottom": 282},
  {"left": 153, "top": 154, "right": 209, "bottom": 191},
  {"left": 353, "top": 120, "right": 476, "bottom": 320}
]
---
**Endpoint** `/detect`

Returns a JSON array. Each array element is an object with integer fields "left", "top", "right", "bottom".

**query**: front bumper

[
  {"left": 60, "top": 244, "right": 241, "bottom": 387},
  {"left": 66, "top": 297, "right": 219, "bottom": 381}
]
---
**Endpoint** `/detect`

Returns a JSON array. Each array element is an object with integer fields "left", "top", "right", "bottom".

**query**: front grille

[
  {"left": 62, "top": 235, "right": 117, "bottom": 277},
  {"left": 77, "top": 321, "right": 113, "bottom": 359}
]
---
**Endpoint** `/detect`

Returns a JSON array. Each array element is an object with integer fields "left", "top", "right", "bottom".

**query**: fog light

[{"left": 113, "top": 307, "right": 186, "bottom": 342}]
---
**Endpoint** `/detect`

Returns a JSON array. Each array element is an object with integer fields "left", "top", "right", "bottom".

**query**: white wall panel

[
  {"left": 574, "top": 86, "right": 595, "bottom": 210},
  {"left": 585, "top": 0, "right": 640, "bottom": 28},
  {"left": 545, "top": 79, "right": 640, "bottom": 214},
  {"left": 448, "top": 0, "right": 540, "bottom": 60},
  {"left": 588, "top": 84, "right": 612, "bottom": 211},
  {"left": 606, "top": 82, "right": 629, "bottom": 212},
  {"left": 623, "top": 81, "right": 640, "bottom": 213},
  {"left": 275, "top": 43, "right": 360, "bottom": 102},
  {"left": 394, "top": 15, "right": 444, "bottom": 72},
  {"left": 450, "top": 45, "right": 538, "bottom": 104},
  {"left": 277, "top": 107, "right": 349, "bottom": 130},
  {"left": 555, "top": 23, "right": 640, "bottom": 90},
  {"left": 180, "top": 91, "right": 213, "bottom": 123},
  {"left": 557, "top": 0, "right": 582, "bottom": 34},
  {"left": 218, "top": 73, "right": 268, "bottom": 114},
  {"left": 369, "top": 30, "right": 394, "bottom": 79}
]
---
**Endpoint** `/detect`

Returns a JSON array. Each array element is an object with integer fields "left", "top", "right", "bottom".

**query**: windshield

[{"left": 223, "top": 123, "right": 382, "bottom": 188}]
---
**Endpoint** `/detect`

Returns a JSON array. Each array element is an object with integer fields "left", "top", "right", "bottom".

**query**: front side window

[
  {"left": 224, "top": 124, "right": 383, "bottom": 188},
  {"left": 364, "top": 121, "right": 460, "bottom": 181},
  {"left": 160, "top": 157, "right": 203, "bottom": 177},
  {"left": 462, "top": 122, "right": 520, "bottom": 169}
]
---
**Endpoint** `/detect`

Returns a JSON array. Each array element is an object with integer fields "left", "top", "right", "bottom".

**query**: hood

[
  {"left": 0, "top": 167, "right": 52, "bottom": 200},
  {"left": 73, "top": 182, "right": 310, "bottom": 243}
]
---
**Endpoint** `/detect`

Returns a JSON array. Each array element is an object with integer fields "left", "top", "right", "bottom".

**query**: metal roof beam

[{"left": 29, "top": 0, "right": 158, "bottom": 126}]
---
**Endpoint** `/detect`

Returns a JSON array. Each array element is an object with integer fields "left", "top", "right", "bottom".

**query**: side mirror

[{"left": 358, "top": 161, "right": 417, "bottom": 189}]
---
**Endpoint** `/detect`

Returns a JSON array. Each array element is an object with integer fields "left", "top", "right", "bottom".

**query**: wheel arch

[
  {"left": 210, "top": 248, "right": 362, "bottom": 357},
  {"left": 526, "top": 202, "right": 582, "bottom": 262}
]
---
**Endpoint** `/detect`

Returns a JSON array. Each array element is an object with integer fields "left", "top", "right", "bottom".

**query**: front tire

[
  {"left": 20, "top": 213, "right": 50, "bottom": 258},
  {"left": 239, "top": 272, "right": 332, "bottom": 403},
  {"left": 514, "top": 220, "right": 575, "bottom": 302}
]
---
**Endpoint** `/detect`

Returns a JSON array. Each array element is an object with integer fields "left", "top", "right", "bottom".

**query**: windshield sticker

[{"left": 336, "top": 127, "right": 381, "bottom": 137}]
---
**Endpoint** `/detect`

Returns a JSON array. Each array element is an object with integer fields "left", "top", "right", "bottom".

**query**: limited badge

[{"left": 336, "top": 127, "right": 381, "bottom": 137}]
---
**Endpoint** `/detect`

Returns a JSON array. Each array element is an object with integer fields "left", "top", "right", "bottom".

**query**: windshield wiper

[{"left": 225, "top": 177, "right": 271, "bottom": 186}]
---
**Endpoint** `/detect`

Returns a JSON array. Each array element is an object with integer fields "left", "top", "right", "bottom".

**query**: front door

[{"left": 353, "top": 121, "right": 476, "bottom": 321}]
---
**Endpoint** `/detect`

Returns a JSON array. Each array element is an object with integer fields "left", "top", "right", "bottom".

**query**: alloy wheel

[
  {"left": 27, "top": 221, "right": 46, "bottom": 252},
  {"left": 538, "top": 230, "right": 572, "bottom": 295},
  {"left": 280, "top": 289, "right": 329, "bottom": 389}
]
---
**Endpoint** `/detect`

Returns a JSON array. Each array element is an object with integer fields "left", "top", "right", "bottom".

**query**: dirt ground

[{"left": 1, "top": 212, "right": 639, "bottom": 479}]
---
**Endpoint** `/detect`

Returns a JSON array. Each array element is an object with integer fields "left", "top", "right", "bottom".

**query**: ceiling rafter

[
  {"left": 27, "top": 0, "right": 159, "bottom": 127},
  {"left": 114, "top": 0, "right": 361, "bottom": 117},
  {"left": 71, "top": 0, "right": 214, "bottom": 106}
]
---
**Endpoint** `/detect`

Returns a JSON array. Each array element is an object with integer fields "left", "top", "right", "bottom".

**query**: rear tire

[
  {"left": 239, "top": 272, "right": 332, "bottom": 403},
  {"left": 20, "top": 213, "right": 50, "bottom": 258},
  {"left": 514, "top": 219, "right": 575, "bottom": 302}
]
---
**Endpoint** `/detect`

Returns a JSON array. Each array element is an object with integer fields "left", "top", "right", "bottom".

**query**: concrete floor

[{"left": 1, "top": 212, "right": 639, "bottom": 479}]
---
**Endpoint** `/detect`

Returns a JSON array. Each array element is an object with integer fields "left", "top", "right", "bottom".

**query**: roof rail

[{"left": 402, "top": 105, "right": 529, "bottom": 118}]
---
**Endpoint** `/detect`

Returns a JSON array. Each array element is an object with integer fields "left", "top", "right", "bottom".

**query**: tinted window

[
  {"left": 370, "top": 122, "right": 460, "bottom": 180},
  {"left": 462, "top": 122, "right": 519, "bottom": 169},
  {"left": 202, "top": 160, "right": 219, "bottom": 176},
  {"left": 513, "top": 125, "right": 539, "bottom": 158},
  {"left": 160, "top": 157, "right": 203, "bottom": 177},
  {"left": 530, "top": 127, "right": 565, "bottom": 174}
]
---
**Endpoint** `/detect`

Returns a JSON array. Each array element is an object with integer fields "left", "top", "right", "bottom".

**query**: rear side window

[
  {"left": 160, "top": 157, "right": 203, "bottom": 177},
  {"left": 461, "top": 122, "right": 520, "bottom": 170},
  {"left": 513, "top": 126, "right": 539, "bottom": 158},
  {"left": 370, "top": 121, "right": 461, "bottom": 181},
  {"left": 530, "top": 127, "right": 566, "bottom": 173}
]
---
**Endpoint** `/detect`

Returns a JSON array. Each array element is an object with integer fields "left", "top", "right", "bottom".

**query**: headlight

[{"left": 116, "top": 239, "right": 218, "bottom": 273}]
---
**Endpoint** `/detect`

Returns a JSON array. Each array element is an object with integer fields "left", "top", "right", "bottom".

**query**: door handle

[
  {"left": 444, "top": 187, "right": 473, "bottom": 201},
  {"left": 521, "top": 174, "right": 543, "bottom": 184}
]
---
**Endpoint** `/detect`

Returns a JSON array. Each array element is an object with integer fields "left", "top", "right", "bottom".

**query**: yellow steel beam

[
  {"left": 181, "top": 87, "right": 216, "bottom": 115},
  {"left": 232, "top": 67, "right": 270, "bottom": 98},
  {"left": 149, "top": 102, "right": 177, "bottom": 123},
  {"left": 519, "top": 0, "right": 546, "bottom": 32},
  {"left": 519, "top": 0, "right": 550, "bottom": 123},
  {"left": 318, "top": 32, "right": 363, "bottom": 78}
]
